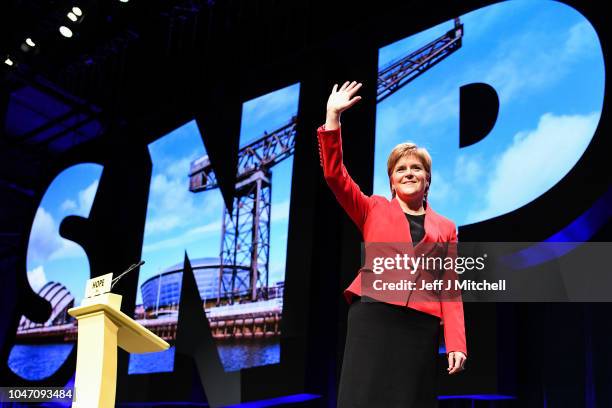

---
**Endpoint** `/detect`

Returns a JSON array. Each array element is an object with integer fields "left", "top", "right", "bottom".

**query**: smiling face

[
  {"left": 390, "top": 154, "right": 429, "bottom": 202},
  {"left": 387, "top": 142, "right": 432, "bottom": 206}
]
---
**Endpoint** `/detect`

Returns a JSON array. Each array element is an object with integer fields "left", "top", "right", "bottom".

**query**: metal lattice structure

[
  {"left": 189, "top": 18, "right": 463, "bottom": 304},
  {"left": 189, "top": 117, "right": 297, "bottom": 193},
  {"left": 217, "top": 170, "right": 272, "bottom": 303},
  {"left": 189, "top": 118, "right": 296, "bottom": 304},
  {"left": 377, "top": 18, "right": 463, "bottom": 103}
]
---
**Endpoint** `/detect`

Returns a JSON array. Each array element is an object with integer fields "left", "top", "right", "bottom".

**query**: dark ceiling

[{"left": 1, "top": 0, "right": 499, "bottom": 143}]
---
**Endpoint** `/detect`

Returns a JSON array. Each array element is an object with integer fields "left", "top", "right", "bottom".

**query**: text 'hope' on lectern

[{"left": 68, "top": 290, "right": 169, "bottom": 408}]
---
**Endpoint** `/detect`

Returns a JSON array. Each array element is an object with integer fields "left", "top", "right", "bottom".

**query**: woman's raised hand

[
  {"left": 327, "top": 81, "right": 362, "bottom": 114},
  {"left": 325, "top": 81, "right": 362, "bottom": 130}
]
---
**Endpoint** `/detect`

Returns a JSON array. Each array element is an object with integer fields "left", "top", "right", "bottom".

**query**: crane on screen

[{"left": 189, "top": 18, "right": 464, "bottom": 305}]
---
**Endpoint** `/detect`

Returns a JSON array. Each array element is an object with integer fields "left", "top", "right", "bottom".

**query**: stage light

[
  {"left": 25, "top": 38, "right": 36, "bottom": 48},
  {"left": 119, "top": 0, "right": 129, "bottom": 3},
  {"left": 67, "top": 7, "right": 84, "bottom": 23},
  {"left": 4, "top": 57, "right": 14, "bottom": 66},
  {"left": 59, "top": 26, "right": 73, "bottom": 38}
]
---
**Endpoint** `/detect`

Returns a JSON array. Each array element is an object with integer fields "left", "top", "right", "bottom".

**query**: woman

[{"left": 317, "top": 81, "right": 467, "bottom": 407}]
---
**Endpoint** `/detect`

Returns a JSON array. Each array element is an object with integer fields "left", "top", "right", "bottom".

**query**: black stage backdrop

[{"left": 0, "top": 1, "right": 610, "bottom": 407}]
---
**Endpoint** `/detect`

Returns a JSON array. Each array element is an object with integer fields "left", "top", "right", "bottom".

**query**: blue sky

[
  {"left": 25, "top": 84, "right": 300, "bottom": 307},
  {"left": 374, "top": 1, "right": 604, "bottom": 226}
]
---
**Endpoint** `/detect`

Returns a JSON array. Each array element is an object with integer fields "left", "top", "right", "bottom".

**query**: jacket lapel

[
  {"left": 422, "top": 203, "right": 438, "bottom": 244},
  {"left": 392, "top": 198, "right": 412, "bottom": 241}
]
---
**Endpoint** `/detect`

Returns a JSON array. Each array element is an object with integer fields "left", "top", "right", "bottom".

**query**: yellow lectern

[{"left": 68, "top": 293, "right": 169, "bottom": 408}]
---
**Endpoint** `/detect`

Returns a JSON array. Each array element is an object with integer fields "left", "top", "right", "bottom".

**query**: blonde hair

[{"left": 386, "top": 142, "right": 432, "bottom": 199}]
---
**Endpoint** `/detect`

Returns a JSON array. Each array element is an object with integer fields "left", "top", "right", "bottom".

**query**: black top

[{"left": 405, "top": 213, "right": 425, "bottom": 245}]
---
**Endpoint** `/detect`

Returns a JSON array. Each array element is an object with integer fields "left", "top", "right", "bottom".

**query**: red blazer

[{"left": 317, "top": 125, "right": 467, "bottom": 356}]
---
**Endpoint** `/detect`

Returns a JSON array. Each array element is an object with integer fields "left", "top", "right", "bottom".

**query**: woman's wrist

[{"left": 325, "top": 110, "right": 341, "bottom": 130}]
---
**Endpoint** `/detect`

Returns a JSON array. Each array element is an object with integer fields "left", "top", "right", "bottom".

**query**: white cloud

[
  {"left": 77, "top": 180, "right": 99, "bottom": 216},
  {"left": 27, "top": 265, "right": 47, "bottom": 292},
  {"left": 143, "top": 220, "right": 222, "bottom": 253},
  {"left": 461, "top": 3, "right": 509, "bottom": 41},
  {"left": 454, "top": 155, "right": 481, "bottom": 185},
  {"left": 482, "top": 19, "right": 600, "bottom": 105},
  {"left": 48, "top": 239, "right": 85, "bottom": 261},
  {"left": 166, "top": 156, "right": 197, "bottom": 180},
  {"left": 188, "top": 220, "right": 223, "bottom": 236},
  {"left": 56, "top": 177, "right": 99, "bottom": 217},
  {"left": 27, "top": 207, "right": 86, "bottom": 263},
  {"left": 565, "top": 21, "right": 598, "bottom": 57},
  {"left": 144, "top": 196, "right": 284, "bottom": 256},
  {"left": 271, "top": 200, "right": 290, "bottom": 223},
  {"left": 28, "top": 207, "right": 62, "bottom": 264},
  {"left": 145, "top": 171, "right": 222, "bottom": 235},
  {"left": 146, "top": 214, "right": 183, "bottom": 234},
  {"left": 377, "top": 88, "right": 457, "bottom": 143},
  {"left": 428, "top": 170, "right": 452, "bottom": 204},
  {"left": 413, "top": 92, "right": 457, "bottom": 127},
  {"left": 60, "top": 199, "right": 77, "bottom": 212},
  {"left": 468, "top": 111, "right": 599, "bottom": 223}
]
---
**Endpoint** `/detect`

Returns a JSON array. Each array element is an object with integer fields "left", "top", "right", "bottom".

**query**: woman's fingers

[
  {"left": 448, "top": 352, "right": 458, "bottom": 374},
  {"left": 344, "top": 81, "right": 357, "bottom": 93},
  {"left": 447, "top": 353, "right": 455, "bottom": 373},
  {"left": 347, "top": 82, "right": 362, "bottom": 96},
  {"left": 332, "top": 81, "right": 362, "bottom": 95},
  {"left": 346, "top": 95, "right": 362, "bottom": 109},
  {"left": 328, "top": 82, "right": 363, "bottom": 114},
  {"left": 447, "top": 352, "right": 466, "bottom": 375}
]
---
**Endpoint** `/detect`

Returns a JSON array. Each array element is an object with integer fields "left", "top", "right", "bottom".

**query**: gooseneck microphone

[{"left": 111, "top": 260, "right": 145, "bottom": 290}]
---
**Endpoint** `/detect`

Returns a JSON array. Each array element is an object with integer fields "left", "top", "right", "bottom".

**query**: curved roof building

[
  {"left": 140, "top": 257, "right": 222, "bottom": 312},
  {"left": 18, "top": 281, "right": 74, "bottom": 330}
]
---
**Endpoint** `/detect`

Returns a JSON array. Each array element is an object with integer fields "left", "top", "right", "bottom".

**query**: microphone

[{"left": 111, "top": 260, "right": 145, "bottom": 290}]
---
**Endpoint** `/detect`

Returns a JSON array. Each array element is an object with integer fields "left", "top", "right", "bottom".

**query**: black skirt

[{"left": 337, "top": 298, "right": 441, "bottom": 408}]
